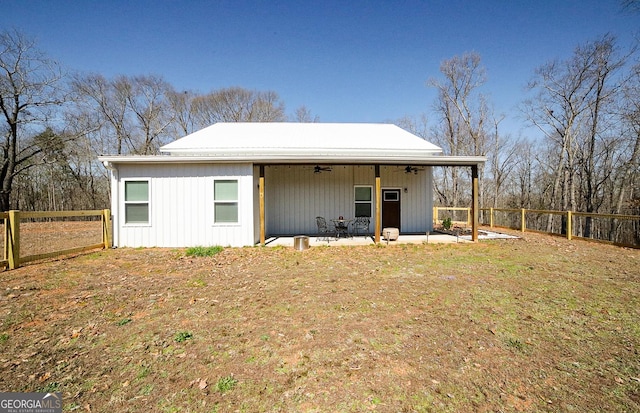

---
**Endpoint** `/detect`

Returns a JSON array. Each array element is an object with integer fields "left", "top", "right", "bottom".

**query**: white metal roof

[
  {"left": 99, "top": 122, "right": 486, "bottom": 166},
  {"left": 160, "top": 122, "right": 442, "bottom": 156}
]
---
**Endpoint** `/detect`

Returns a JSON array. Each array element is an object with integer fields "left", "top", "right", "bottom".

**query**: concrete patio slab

[
  {"left": 262, "top": 232, "right": 469, "bottom": 247},
  {"left": 262, "top": 229, "right": 520, "bottom": 248}
]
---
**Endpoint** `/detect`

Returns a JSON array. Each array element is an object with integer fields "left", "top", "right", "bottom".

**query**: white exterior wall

[
  {"left": 264, "top": 165, "right": 433, "bottom": 236},
  {"left": 113, "top": 163, "right": 255, "bottom": 247},
  {"left": 378, "top": 165, "right": 434, "bottom": 233}
]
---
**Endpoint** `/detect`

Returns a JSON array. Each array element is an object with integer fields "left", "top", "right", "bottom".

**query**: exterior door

[{"left": 382, "top": 189, "right": 401, "bottom": 230}]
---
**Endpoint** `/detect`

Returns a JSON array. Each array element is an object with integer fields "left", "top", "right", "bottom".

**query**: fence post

[
  {"left": 490, "top": 208, "right": 494, "bottom": 228},
  {"left": 521, "top": 208, "right": 526, "bottom": 232},
  {"left": 567, "top": 211, "right": 572, "bottom": 240},
  {"left": 102, "top": 209, "right": 112, "bottom": 248},
  {"left": 433, "top": 207, "right": 438, "bottom": 226},
  {"left": 467, "top": 208, "right": 471, "bottom": 227},
  {"left": 7, "top": 210, "right": 20, "bottom": 270},
  {"left": 3, "top": 215, "right": 7, "bottom": 262}
]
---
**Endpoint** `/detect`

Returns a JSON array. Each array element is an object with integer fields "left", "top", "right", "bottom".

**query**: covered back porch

[{"left": 256, "top": 159, "right": 483, "bottom": 245}]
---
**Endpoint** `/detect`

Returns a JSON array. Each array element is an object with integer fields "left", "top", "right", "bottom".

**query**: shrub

[
  {"left": 185, "top": 246, "right": 223, "bottom": 257},
  {"left": 174, "top": 331, "right": 193, "bottom": 343},
  {"left": 215, "top": 375, "right": 238, "bottom": 393}
]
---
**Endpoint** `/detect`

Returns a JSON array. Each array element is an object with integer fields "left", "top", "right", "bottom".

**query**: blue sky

[{"left": 2, "top": 0, "right": 638, "bottom": 138}]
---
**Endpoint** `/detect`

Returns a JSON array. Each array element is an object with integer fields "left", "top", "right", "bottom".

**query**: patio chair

[
  {"left": 352, "top": 216, "right": 370, "bottom": 237},
  {"left": 315, "top": 216, "right": 336, "bottom": 242}
]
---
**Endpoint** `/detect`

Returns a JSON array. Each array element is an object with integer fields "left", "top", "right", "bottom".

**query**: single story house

[{"left": 99, "top": 122, "right": 485, "bottom": 247}]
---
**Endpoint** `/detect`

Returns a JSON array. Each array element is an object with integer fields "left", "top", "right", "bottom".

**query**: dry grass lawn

[{"left": 1, "top": 228, "right": 638, "bottom": 412}]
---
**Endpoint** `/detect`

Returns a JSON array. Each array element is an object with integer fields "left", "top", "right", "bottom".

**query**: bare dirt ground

[{"left": 1, "top": 228, "right": 638, "bottom": 412}]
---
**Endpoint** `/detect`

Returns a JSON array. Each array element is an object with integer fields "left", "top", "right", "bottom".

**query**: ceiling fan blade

[{"left": 314, "top": 165, "right": 332, "bottom": 173}]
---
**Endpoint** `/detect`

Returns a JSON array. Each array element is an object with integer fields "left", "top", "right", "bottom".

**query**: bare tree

[
  {"left": 250, "top": 90, "right": 286, "bottom": 122},
  {"left": 428, "top": 52, "right": 491, "bottom": 206},
  {"left": 615, "top": 62, "right": 640, "bottom": 236},
  {"left": 621, "top": 0, "right": 640, "bottom": 12},
  {"left": 485, "top": 114, "right": 521, "bottom": 208},
  {"left": 293, "top": 105, "right": 319, "bottom": 122},
  {"left": 394, "top": 114, "right": 428, "bottom": 139},
  {"left": 508, "top": 139, "right": 536, "bottom": 208},
  {"left": 71, "top": 74, "right": 176, "bottom": 155},
  {"left": 71, "top": 74, "right": 129, "bottom": 155},
  {"left": 523, "top": 34, "right": 630, "bottom": 234},
  {"left": 124, "top": 75, "right": 175, "bottom": 154},
  {"left": 13, "top": 126, "right": 109, "bottom": 211},
  {"left": 191, "top": 87, "right": 286, "bottom": 128},
  {"left": 0, "top": 29, "right": 67, "bottom": 211},
  {"left": 167, "top": 89, "right": 198, "bottom": 136}
]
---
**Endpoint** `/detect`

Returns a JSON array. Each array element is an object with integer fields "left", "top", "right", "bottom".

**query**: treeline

[
  {"left": 1, "top": 29, "right": 314, "bottom": 212},
  {"left": 1, "top": 29, "right": 638, "bottom": 229},
  {"left": 11, "top": 81, "right": 296, "bottom": 211},
  {"left": 410, "top": 35, "right": 639, "bottom": 227}
]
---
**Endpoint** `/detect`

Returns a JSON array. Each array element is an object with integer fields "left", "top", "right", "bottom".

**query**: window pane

[
  {"left": 125, "top": 181, "right": 148, "bottom": 202},
  {"left": 384, "top": 191, "right": 399, "bottom": 201},
  {"left": 355, "top": 203, "right": 371, "bottom": 217},
  {"left": 125, "top": 204, "right": 149, "bottom": 223},
  {"left": 355, "top": 187, "right": 371, "bottom": 201},
  {"left": 215, "top": 203, "right": 238, "bottom": 223},
  {"left": 215, "top": 180, "right": 238, "bottom": 201}
]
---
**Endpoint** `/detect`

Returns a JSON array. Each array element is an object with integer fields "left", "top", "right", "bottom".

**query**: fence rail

[
  {"left": 3, "top": 209, "right": 112, "bottom": 270},
  {"left": 433, "top": 206, "right": 639, "bottom": 248}
]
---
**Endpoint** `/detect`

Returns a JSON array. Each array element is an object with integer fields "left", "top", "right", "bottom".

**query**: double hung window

[
  {"left": 124, "top": 180, "right": 149, "bottom": 224},
  {"left": 354, "top": 186, "right": 373, "bottom": 217},
  {"left": 214, "top": 179, "right": 239, "bottom": 223}
]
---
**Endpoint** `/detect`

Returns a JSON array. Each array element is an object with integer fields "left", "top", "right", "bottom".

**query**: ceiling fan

[
  {"left": 314, "top": 165, "right": 332, "bottom": 173},
  {"left": 404, "top": 165, "right": 424, "bottom": 174}
]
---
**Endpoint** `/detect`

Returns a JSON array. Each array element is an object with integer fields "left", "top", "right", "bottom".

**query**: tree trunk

[{"left": 0, "top": 190, "right": 10, "bottom": 211}]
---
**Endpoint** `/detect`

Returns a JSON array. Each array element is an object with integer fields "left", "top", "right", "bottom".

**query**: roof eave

[{"left": 99, "top": 154, "right": 486, "bottom": 167}]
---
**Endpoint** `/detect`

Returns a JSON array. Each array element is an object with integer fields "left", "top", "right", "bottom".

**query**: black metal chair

[
  {"left": 315, "top": 216, "right": 336, "bottom": 242},
  {"left": 352, "top": 216, "right": 370, "bottom": 237}
]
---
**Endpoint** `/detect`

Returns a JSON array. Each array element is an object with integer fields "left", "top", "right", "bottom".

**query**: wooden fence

[
  {"left": 433, "top": 206, "right": 639, "bottom": 248},
  {"left": 2, "top": 209, "right": 112, "bottom": 270}
]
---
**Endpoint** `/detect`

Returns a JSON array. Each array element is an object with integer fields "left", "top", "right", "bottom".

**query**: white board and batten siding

[
  {"left": 110, "top": 162, "right": 435, "bottom": 247},
  {"left": 264, "top": 165, "right": 434, "bottom": 236},
  {"left": 114, "top": 163, "right": 255, "bottom": 247}
]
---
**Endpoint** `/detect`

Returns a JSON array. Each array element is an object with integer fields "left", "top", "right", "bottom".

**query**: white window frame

[
  {"left": 213, "top": 178, "right": 240, "bottom": 225},
  {"left": 123, "top": 178, "right": 151, "bottom": 226},
  {"left": 383, "top": 190, "right": 400, "bottom": 201},
  {"left": 354, "top": 185, "right": 373, "bottom": 218}
]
